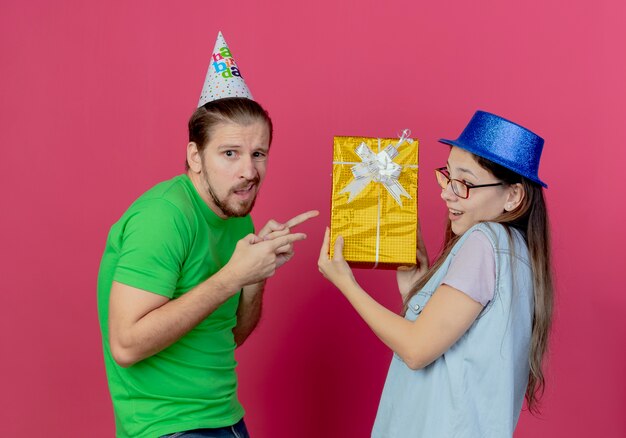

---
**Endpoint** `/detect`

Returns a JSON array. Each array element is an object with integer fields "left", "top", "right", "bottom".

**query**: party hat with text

[{"left": 198, "top": 31, "right": 253, "bottom": 107}]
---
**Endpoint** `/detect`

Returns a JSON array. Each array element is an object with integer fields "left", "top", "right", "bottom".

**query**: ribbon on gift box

[{"left": 337, "top": 129, "right": 416, "bottom": 206}]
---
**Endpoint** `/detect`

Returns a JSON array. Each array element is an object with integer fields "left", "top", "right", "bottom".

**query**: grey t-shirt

[{"left": 442, "top": 229, "right": 495, "bottom": 306}]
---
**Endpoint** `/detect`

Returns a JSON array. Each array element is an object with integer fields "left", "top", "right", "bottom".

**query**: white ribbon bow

[{"left": 339, "top": 129, "right": 414, "bottom": 206}]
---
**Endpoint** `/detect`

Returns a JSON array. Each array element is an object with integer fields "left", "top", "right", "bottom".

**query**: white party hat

[{"left": 198, "top": 31, "right": 253, "bottom": 107}]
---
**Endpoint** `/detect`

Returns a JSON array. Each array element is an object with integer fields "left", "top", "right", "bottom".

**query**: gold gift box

[{"left": 330, "top": 134, "right": 419, "bottom": 269}]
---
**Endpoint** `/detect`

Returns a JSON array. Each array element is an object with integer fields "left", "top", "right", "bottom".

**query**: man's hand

[
  {"left": 224, "top": 231, "right": 309, "bottom": 288},
  {"left": 256, "top": 210, "right": 319, "bottom": 269}
]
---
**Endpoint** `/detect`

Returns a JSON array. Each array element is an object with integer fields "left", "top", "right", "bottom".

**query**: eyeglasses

[{"left": 435, "top": 167, "right": 503, "bottom": 199}]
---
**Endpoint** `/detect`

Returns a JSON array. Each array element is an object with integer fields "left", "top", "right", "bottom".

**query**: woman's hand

[
  {"left": 396, "top": 223, "right": 429, "bottom": 301},
  {"left": 318, "top": 227, "right": 356, "bottom": 290}
]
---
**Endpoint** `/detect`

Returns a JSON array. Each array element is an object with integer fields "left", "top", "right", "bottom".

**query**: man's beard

[{"left": 203, "top": 174, "right": 260, "bottom": 218}]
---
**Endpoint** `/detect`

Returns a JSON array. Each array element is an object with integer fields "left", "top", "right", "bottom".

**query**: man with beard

[
  {"left": 97, "top": 96, "right": 316, "bottom": 438},
  {"left": 97, "top": 32, "right": 317, "bottom": 438}
]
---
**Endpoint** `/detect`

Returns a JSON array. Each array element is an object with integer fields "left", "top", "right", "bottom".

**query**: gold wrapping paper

[{"left": 330, "top": 135, "right": 419, "bottom": 269}]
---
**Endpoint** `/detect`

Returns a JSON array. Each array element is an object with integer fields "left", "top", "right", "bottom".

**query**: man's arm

[
  {"left": 230, "top": 210, "right": 319, "bottom": 346},
  {"left": 109, "top": 271, "right": 239, "bottom": 367},
  {"left": 233, "top": 281, "right": 265, "bottom": 347},
  {"left": 109, "top": 233, "right": 305, "bottom": 367}
]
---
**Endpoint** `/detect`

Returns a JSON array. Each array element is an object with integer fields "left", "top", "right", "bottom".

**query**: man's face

[{"left": 194, "top": 120, "right": 270, "bottom": 218}]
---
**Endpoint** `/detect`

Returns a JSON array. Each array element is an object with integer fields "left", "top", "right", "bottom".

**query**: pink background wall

[{"left": 1, "top": 0, "right": 624, "bottom": 436}]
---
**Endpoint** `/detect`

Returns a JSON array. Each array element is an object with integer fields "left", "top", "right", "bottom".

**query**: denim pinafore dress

[{"left": 372, "top": 222, "right": 534, "bottom": 438}]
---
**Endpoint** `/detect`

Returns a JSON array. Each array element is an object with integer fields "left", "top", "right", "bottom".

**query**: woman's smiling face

[{"left": 440, "top": 147, "right": 515, "bottom": 235}]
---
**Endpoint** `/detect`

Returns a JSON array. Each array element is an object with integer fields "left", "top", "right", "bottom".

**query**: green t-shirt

[{"left": 97, "top": 174, "right": 253, "bottom": 438}]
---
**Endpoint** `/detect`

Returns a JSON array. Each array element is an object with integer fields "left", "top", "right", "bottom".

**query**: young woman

[{"left": 318, "top": 111, "right": 553, "bottom": 437}]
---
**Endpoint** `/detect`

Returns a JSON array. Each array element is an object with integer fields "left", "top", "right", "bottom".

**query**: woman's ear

[
  {"left": 504, "top": 183, "right": 525, "bottom": 211},
  {"left": 186, "top": 142, "right": 202, "bottom": 173}
]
